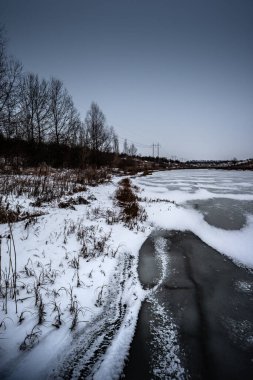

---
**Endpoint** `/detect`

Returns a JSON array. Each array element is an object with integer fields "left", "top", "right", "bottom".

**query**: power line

[
  {"left": 118, "top": 135, "right": 152, "bottom": 149},
  {"left": 151, "top": 143, "right": 161, "bottom": 157},
  {"left": 117, "top": 134, "right": 163, "bottom": 158}
]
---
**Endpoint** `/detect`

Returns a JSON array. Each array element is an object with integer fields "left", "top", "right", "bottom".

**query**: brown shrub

[
  {"left": 122, "top": 201, "right": 140, "bottom": 220},
  {"left": 0, "top": 205, "right": 18, "bottom": 224},
  {"left": 115, "top": 185, "right": 137, "bottom": 205},
  {"left": 118, "top": 178, "right": 131, "bottom": 187},
  {"left": 115, "top": 178, "right": 147, "bottom": 228}
]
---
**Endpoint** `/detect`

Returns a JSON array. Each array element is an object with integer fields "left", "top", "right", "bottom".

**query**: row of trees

[
  {"left": 123, "top": 139, "right": 137, "bottom": 156},
  {"left": 0, "top": 29, "right": 129, "bottom": 159}
]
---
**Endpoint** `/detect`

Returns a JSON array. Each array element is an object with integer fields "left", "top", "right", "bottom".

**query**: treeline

[
  {"left": 0, "top": 29, "right": 121, "bottom": 166},
  {"left": 0, "top": 135, "right": 116, "bottom": 168}
]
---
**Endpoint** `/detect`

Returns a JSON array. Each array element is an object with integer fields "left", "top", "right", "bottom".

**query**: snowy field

[{"left": 0, "top": 169, "right": 253, "bottom": 379}]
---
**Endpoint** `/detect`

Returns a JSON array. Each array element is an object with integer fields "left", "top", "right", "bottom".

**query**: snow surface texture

[
  {"left": 0, "top": 169, "right": 253, "bottom": 380},
  {"left": 148, "top": 237, "right": 185, "bottom": 379},
  {"left": 134, "top": 169, "right": 253, "bottom": 268},
  {"left": 149, "top": 296, "right": 185, "bottom": 380},
  {"left": 0, "top": 179, "right": 150, "bottom": 380}
]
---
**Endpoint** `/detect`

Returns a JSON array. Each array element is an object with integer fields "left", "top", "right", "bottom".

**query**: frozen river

[
  {"left": 124, "top": 170, "right": 253, "bottom": 379},
  {"left": 137, "top": 169, "right": 253, "bottom": 196},
  {"left": 134, "top": 169, "right": 253, "bottom": 268}
]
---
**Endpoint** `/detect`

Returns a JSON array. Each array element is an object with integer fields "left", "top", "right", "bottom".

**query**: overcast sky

[{"left": 1, "top": 0, "right": 252, "bottom": 160}]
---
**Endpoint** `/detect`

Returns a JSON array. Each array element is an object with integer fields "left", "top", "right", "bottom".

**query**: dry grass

[
  {"left": 0, "top": 167, "right": 112, "bottom": 223},
  {"left": 115, "top": 178, "right": 147, "bottom": 229},
  {"left": 115, "top": 185, "right": 137, "bottom": 205},
  {"left": 0, "top": 205, "right": 19, "bottom": 224},
  {"left": 0, "top": 167, "right": 111, "bottom": 203}
]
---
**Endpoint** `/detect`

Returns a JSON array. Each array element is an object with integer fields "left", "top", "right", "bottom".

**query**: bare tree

[
  {"left": 67, "top": 106, "right": 82, "bottom": 146},
  {"left": 85, "top": 102, "right": 112, "bottom": 152},
  {"left": 34, "top": 77, "right": 50, "bottom": 143},
  {"left": 129, "top": 143, "right": 137, "bottom": 156},
  {"left": 123, "top": 139, "right": 129, "bottom": 154},
  {"left": 48, "top": 78, "right": 76, "bottom": 144},
  {"left": 0, "top": 28, "right": 9, "bottom": 114},
  {"left": 111, "top": 127, "right": 119, "bottom": 154},
  {"left": 0, "top": 30, "right": 22, "bottom": 137},
  {"left": 19, "top": 73, "right": 51, "bottom": 143},
  {"left": 0, "top": 29, "right": 125, "bottom": 169},
  {"left": 78, "top": 121, "right": 87, "bottom": 147},
  {"left": 19, "top": 73, "right": 39, "bottom": 141}
]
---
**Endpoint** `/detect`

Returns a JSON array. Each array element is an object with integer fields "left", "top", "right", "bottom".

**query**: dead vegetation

[
  {"left": 58, "top": 196, "right": 89, "bottom": 209},
  {"left": 115, "top": 178, "right": 147, "bottom": 229},
  {"left": 0, "top": 169, "right": 149, "bottom": 354},
  {"left": 63, "top": 220, "right": 115, "bottom": 259},
  {"left": 84, "top": 177, "right": 147, "bottom": 230},
  {"left": 0, "top": 233, "right": 95, "bottom": 350},
  {"left": 0, "top": 167, "right": 111, "bottom": 206},
  {"left": 138, "top": 196, "right": 176, "bottom": 204},
  {"left": 0, "top": 166, "right": 111, "bottom": 224},
  {"left": 0, "top": 204, "right": 19, "bottom": 224},
  {"left": 19, "top": 326, "right": 42, "bottom": 351},
  {"left": 0, "top": 200, "right": 44, "bottom": 224}
]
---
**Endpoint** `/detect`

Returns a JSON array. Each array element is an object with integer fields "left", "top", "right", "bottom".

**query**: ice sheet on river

[{"left": 134, "top": 169, "right": 253, "bottom": 268}]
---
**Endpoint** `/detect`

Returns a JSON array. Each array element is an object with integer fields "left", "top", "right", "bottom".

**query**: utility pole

[
  {"left": 152, "top": 143, "right": 160, "bottom": 158},
  {"left": 157, "top": 143, "right": 160, "bottom": 158}
]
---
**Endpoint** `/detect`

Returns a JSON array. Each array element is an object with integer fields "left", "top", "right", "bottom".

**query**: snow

[
  {"left": 149, "top": 296, "right": 185, "bottom": 379},
  {"left": 0, "top": 178, "right": 150, "bottom": 379},
  {"left": 147, "top": 236, "right": 185, "bottom": 379},
  {"left": 0, "top": 169, "right": 253, "bottom": 379},
  {"left": 133, "top": 169, "right": 253, "bottom": 268},
  {"left": 141, "top": 201, "right": 253, "bottom": 268},
  {"left": 150, "top": 237, "right": 169, "bottom": 293}
]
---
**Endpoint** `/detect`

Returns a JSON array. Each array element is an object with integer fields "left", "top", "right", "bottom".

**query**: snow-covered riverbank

[
  {"left": 1, "top": 169, "right": 253, "bottom": 379},
  {"left": 0, "top": 175, "right": 151, "bottom": 379}
]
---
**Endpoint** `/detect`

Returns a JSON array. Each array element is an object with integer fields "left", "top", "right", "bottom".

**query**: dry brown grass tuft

[
  {"left": 0, "top": 205, "right": 18, "bottom": 224},
  {"left": 115, "top": 178, "right": 147, "bottom": 228},
  {"left": 115, "top": 184, "right": 137, "bottom": 205}
]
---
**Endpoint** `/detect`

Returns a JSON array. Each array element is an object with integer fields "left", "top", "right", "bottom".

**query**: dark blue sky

[{"left": 1, "top": 0, "right": 253, "bottom": 159}]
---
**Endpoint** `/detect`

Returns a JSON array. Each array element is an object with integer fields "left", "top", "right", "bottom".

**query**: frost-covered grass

[
  {"left": 0, "top": 169, "right": 253, "bottom": 379},
  {"left": 0, "top": 172, "right": 150, "bottom": 379}
]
